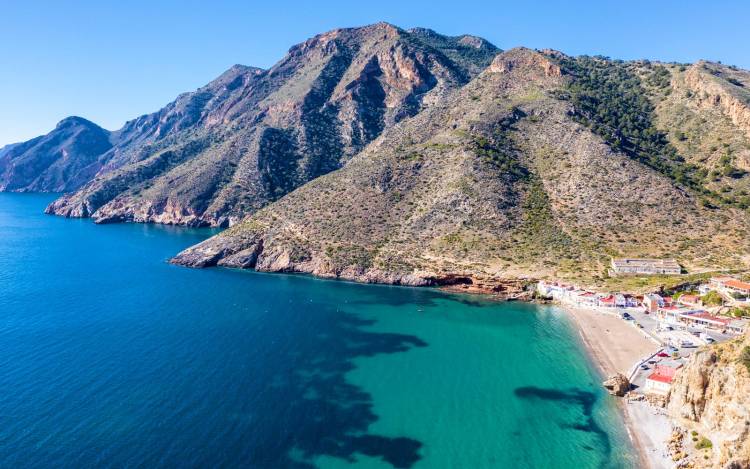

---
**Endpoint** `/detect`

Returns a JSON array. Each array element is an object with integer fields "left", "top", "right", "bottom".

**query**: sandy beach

[
  {"left": 561, "top": 305, "right": 674, "bottom": 469},
  {"left": 563, "top": 305, "right": 658, "bottom": 376}
]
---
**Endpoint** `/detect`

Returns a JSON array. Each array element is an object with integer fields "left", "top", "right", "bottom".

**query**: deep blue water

[{"left": 0, "top": 193, "right": 635, "bottom": 468}]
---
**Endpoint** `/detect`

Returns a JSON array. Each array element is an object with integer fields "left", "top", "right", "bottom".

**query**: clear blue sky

[{"left": 1, "top": 0, "right": 748, "bottom": 145}]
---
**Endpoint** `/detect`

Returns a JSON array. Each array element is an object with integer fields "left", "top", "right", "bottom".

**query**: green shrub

[
  {"left": 701, "top": 290, "right": 724, "bottom": 306},
  {"left": 696, "top": 437, "right": 713, "bottom": 450}
]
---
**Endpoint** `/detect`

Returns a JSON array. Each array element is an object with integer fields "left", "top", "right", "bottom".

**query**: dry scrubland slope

[
  {"left": 40, "top": 23, "right": 498, "bottom": 226},
  {"left": 173, "top": 48, "right": 750, "bottom": 284}
]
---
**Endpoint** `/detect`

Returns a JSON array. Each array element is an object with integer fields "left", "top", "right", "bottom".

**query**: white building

[{"left": 610, "top": 258, "right": 681, "bottom": 275}]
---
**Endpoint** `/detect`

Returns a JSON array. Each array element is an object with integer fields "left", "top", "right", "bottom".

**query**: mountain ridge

[
  {"left": 171, "top": 46, "right": 750, "bottom": 284},
  {"left": 34, "top": 23, "right": 500, "bottom": 226},
  {"left": 3, "top": 22, "right": 750, "bottom": 283}
]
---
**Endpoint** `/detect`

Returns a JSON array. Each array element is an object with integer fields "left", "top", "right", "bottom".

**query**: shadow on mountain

[
  {"left": 241, "top": 309, "right": 428, "bottom": 468},
  {"left": 513, "top": 386, "right": 611, "bottom": 460}
]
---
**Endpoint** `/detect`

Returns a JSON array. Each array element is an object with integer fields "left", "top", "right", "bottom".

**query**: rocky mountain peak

[
  {"left": 55, "top": 116, "right": 102, "bottom": 130},
  {"left": 39, "top": 23, "right": 500, "bottom": 226}
]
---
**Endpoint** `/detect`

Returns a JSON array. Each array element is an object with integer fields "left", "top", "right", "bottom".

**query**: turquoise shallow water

[{"left": 0, "top": 193, "right": 636, "bottom": 468}]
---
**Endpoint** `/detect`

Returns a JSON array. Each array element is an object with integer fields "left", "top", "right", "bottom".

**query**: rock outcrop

[
  {"left": 602, "top": 373, "right": 630, "bottom": 396},
  {"left": 684, "top": 62, "right": 750, "bottom": 140},
  {"left": 668, "top": 332, "right": 750, "bottom": 468}
]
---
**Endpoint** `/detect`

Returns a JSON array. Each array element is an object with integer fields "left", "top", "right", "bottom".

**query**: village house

[
  {"left": 709, "top": 276, "right": 735, "bottom": 289},
  {"left": 655, "top": 307, "right": 748, "bottom": 333},
  {"left": 685, "top": 311, "right": 731, "bottom": 330},
  {"left": 615, "top": 294, "right": 628, "bottom": 308},
  {"left": 572, "top": 291, "right": 598, "bottom": 307},
  {"left": 709, "top": 276, "right": 750, "bottom": 296},
  {"left": 728, "top": 318, "right": 749, "bottom": 334},
  {"left": 642, "top": 293, "right": 664, "bottom": 313},
  {"left": 598, "top": 295, "right": 615, "bottom": 308},
  {"left": 610, "top": 258, "right": 681, "bottom": 275},
  {"left": 643, "top": 362, "right": 683, "bottom": 396},
  {"left": 536, "top": 281, "right": 574, "bottom": 300},
  {"left": 723, "top": 279, "right": 750, "bottom": 297},
  {"left": 677, "top": 294, "right": 702, "bottom": 307},
  {"left": 656, "top": 306, "right": 705, "bottom": 325}
]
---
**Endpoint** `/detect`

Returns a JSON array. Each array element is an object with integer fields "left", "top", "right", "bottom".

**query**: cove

[{"left": 0, "top": 193, "right": 635, "bottom": 468}]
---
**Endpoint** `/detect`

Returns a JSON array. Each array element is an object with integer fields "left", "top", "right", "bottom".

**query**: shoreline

[{"left": 559, "top": 304, "right": 673, "bottom": 469}]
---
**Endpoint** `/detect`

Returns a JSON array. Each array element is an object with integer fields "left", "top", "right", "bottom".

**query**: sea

[{"left": 0, "top": 193, "right": 636, "bottom": 468}]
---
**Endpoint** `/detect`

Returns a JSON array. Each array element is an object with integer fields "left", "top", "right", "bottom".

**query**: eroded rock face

[
  {"left": 489, "top": 47, "right": 562, "bottom": 78},
  {"left": 684, "top": 62, "right": 750, "bottom": 140},
  {"left": 667, "top": 333, "right": 750, "bottom": 468},
  {"left": 602, "top": 373, "right": 630, "bottom": 396}
]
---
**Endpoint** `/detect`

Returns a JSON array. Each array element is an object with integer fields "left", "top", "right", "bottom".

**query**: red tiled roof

[
  {"left": 689, "top": 312, "right": 730, "bottom": 325},
  {"left": 725, "top": 279, "right": 750, "bottom": 291},
  {"left": 647, "top": 373, "right": 674, "bottom": 384},
  {"left": 712, "top": 276, "right": 735, "bottom": 283}
]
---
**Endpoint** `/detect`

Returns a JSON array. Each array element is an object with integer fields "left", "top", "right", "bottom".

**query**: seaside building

[
  {"left": 610, "top": 258, "right": 681, "bottom": 276},
  {"left": 709, "top": 276, "right": 735, "bottom": 289},
  {"left": 644, "top": 362, "right": 683, "bottom": 396},
  {"left": 656, "top": 306, "right": 747, "bottom": 333},
  {"left": 710, "top": 276, "right": 750, "bottom": 297},
  {"left": 572, "top": 291, "right": 599, "bottom": 307},
  {"left": 677, "top": 294, "right": 702, "bottom": 307},
  {"left": 643, "top": 294, "right": 665, "bottom": 313},
  {"left": 728, "top": 318, "right": 749, "bottom": 334},
  {"left": 615, "top": 294, "right": 628, "bottom": 307},
  {"left": 598, "top": 295, "right": 615, "bottom": 308},
  {"left": 536, "top": 281, "right": 574, "bottom": 300}
]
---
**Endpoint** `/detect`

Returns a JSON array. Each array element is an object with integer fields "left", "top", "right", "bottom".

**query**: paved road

[{"left": 601, "top": 306, "right": 736, "bottom": 392}]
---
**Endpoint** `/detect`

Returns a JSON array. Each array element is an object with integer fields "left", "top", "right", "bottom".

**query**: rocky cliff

[
  {"left": 668, "top": 332, "right": 750, "bottom": 468},
  {"left": 32, "top": 23, "right": 499, "bottom": 226},
  {"left": 684, "top": 62, "right": 750, "bottom": 140}
]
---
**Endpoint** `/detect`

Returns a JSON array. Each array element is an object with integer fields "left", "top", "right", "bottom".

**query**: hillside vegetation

[{"left": 172, "top": 48, "right": 750, "bottom": 284}]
